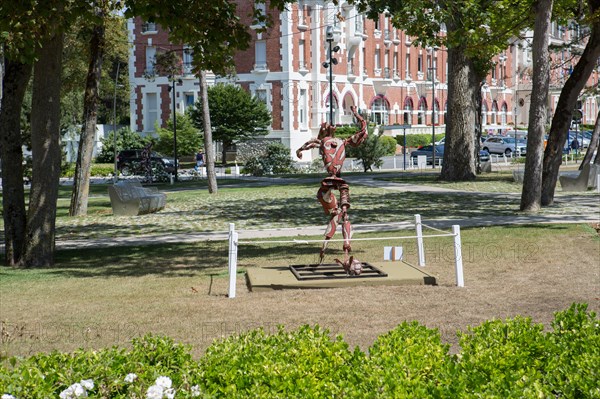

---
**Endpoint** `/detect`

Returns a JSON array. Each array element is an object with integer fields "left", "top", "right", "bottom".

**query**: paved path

[{"left": 53, "top": 174, "right": 600, "bottom": 250}]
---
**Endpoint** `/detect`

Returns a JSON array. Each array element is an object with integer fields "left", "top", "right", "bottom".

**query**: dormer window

[{"left": 141, "top": 21, "right": 157, "bottom": 34}]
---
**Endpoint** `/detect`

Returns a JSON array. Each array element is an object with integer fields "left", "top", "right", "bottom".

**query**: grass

[
  {"left": 3, "top": 173, "right": 597, "bottom": 243},
  {"left": 1, "top": 174, "right": 598, "bottom": 362},
  {"left": 1, "top": 223, "right": 598, "bottom": 361}
]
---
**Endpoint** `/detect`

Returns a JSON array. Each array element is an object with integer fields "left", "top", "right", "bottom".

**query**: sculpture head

[{"left": 318, "top": 122, "right": 336, "bottom": 140}]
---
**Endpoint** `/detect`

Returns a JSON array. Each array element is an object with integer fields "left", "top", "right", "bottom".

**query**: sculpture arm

[
  {"left": 296, "top": 139, "right": 321, "bottom": 159},
  {"left": 345, "top": 106, "right": 368, "bottom": 147}
]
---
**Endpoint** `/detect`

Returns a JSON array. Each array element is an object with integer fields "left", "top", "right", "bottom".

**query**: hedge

[{"left": 1, "top": 303, "right": 598, "bottom": 398}]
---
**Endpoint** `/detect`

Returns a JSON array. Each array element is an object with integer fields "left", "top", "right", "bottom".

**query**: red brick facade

[{"left": 128, "top": 1, "right": 599, "bottom": 161}]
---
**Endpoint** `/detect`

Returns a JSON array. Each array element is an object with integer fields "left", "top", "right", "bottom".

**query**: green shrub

[
  {"left": 455, "top": 316, "right": 550, "bottom": 398},
  {"left": 198, "top": 325, "right": 367, "bottom": 398},
  {"left": 0, "top": 335, "right": 202, "bottom": 398},
  {"left": 545, "top": 303, "right": 600, "bottom": 398},
  {"left": 242, "top": 143, "right": 296, "bottom": 176},
  {"left": 1, "top": 304, "right": 598, "bottom": 399},
  {"left": 365, "top": 321, "right": 454, "bottom": 397},
  {"left": 397, "top": 133, "right": 445, "bottom": 148},
  {"left": 61, "top": 163, "right": 116, "bottom": 178}
]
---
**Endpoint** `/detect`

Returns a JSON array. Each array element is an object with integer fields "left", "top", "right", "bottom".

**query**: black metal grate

[{"left": 289, "top": 263, "right": 387, "bottom": 281}]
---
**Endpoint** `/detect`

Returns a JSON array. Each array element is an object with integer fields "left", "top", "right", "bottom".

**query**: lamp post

[
  {"left": 429, "top": 47, "right": 437, "bottom": 169},
  {"left": 113, "top": 61, "right": 121, "bottom": 183},
  {"left": 322, "top": 25, "right": 340, "bottom": 125},
  {"left": 429, "top": 66, "right": 436, "bottom": 168},
  {"left": 168, "top": 77, "right": 183, "bottom": 182}
]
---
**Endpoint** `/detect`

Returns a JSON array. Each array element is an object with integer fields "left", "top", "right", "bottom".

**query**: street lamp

[
  {"left": 113, "top": 61, "right": 121, "bottom": 183},
  {"left": 168, "top": 77, "right": 183, "bottom": 182},
  {"left": 322, "top": 25, "right": 340, "bottom": 125}
]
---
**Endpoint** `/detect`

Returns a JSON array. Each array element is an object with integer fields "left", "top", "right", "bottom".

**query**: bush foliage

[{"left": 1, "top": 304, "right": 598, "bottom": 398}]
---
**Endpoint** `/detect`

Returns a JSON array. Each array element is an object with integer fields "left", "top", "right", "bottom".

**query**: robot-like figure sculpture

[{"left": 296, "top": 106, "right": 368, "bottom": 275}]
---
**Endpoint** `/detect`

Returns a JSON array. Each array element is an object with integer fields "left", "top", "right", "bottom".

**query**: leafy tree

[
  {"left": 96, "top": 127, "right": 150, "bottom": 163},
  {"left": 154, "top": 112, "right": 203, "bottom": 158},
  {"left": 520, "top": 0, "right": 553, "bottom": 212},
  {"left": 0, "top": 0, "right": 290, "bottom": 266},
  {"left": 352, "top": 0, "right": 533, "bottom": 181},
  {"left": 345, "top": 127, "right": 392, "bottom": 172},
  {"left": 243, "top": 142, "right": 296, "bottom": 176},
  {"left": 541, "top": 0, "right": 600, "bottom": 205},
  {"left": 190, "top": 83, "right": 271, "bottom": 164}
]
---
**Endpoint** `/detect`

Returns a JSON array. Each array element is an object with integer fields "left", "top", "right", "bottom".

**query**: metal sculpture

[{"left": 296, "top": 106, "right": 368, "bottom": 275}]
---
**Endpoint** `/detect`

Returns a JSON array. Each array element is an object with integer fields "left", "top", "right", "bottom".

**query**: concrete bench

[
  {"left": 512, "top": 169, "right": 524, "bottom": 183},
  {"left": 108, "top": 180, "right": 166, "bottom": 216},
  {"left": 559, "top": 163, "right": 596, "bottom": 192}
]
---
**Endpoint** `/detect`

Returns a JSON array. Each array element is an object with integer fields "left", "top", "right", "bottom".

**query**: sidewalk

[{"left": 52, "top": 176, "right": 599, "bottom": 250}]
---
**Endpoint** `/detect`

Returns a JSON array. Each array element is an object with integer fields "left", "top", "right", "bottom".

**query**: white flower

[
  {"left": 191, "top": 385, "right": 201, "bottom": 397},
  {"left": 124, "top": 373, "right": 138, "bottom": 383},
  {"left": 164, "top": 388, "right": 176, "bottom": 399},
  {"left": 146, "top": 385, "right": 163, "bottom": 399},
  {"left": 155, "top": 376, "right": 172, "bottom": 389},
  {"left": 59, "top": 383, "right": 87, "bottom": 399},
  {"left": 2, "top": 394, "right": 17, "bottom": 399},
  {"left": 80, "top": 379, "right": 94, "bottom": 390}
]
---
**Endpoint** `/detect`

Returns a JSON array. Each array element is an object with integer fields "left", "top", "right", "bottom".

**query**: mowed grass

[
  {"left": 1, "top": 223, "right": 598, "bottom": 361},
  {"left": 2, "top": 172, "right": 596, "bottom": 243}
]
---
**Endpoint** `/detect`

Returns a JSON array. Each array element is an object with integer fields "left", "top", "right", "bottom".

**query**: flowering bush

[{"left": 1, "top": 304, "right": 598, "bottom": 398}]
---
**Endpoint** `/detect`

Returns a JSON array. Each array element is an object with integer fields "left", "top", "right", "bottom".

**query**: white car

[{"left": 482, "top": 136, "right": 527, "bottom": 156}]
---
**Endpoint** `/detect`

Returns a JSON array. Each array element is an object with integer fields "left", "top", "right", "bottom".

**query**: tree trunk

[
  {"left": 70, "top": 18, "right": 105, "bottom": 216},
  {"left": 520, "top": 0, "right": 553, "bottom": 212},
  {"left": 580, "top": 110, "right": 599, "bottom": 169},
  {"left": 0, "top": 58, "right": 32, "bottom": 266},
  {"left": 21, "top": 31, "right": 64, "bottom": 267},
  {"left": 541, "top": 0, "right": 600, "bottom": 205},
  {"left": 440, "top": 44, "right": 478, "bottom": 181},
  {"left": 199, "top": 70, "right": 218, "bottom": 194}
]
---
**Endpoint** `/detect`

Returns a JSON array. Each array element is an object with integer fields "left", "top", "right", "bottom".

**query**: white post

[
  {"left": 415, "top": 214, "right": 425, "bottom": 266},
  {"left": 452, "top": 225, "right": 464, "bottom": 287},
  {"left": 228, "top": 223, "right": 238, "bottom": 298}
]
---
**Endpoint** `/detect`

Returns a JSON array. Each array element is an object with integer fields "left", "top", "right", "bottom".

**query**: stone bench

[
  {"left": 512, "top": 169, "right": 524, "bottom": 183},
  {"left": 108, "top": 180, "right": 166, "bottom": 216},
  {"left": 559, "top": 163, "right": 598, "bottom": 192}
]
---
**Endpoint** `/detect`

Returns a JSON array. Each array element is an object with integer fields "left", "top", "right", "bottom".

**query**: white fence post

[
  {"left": 415, "top": 214, "right": 425, "bottom": 267},
  {"left": 228, "top": 223, "right": 238, "bottom": 298},
  {"left": 452, "top": 225, "right": 464, "bottom": 287}
]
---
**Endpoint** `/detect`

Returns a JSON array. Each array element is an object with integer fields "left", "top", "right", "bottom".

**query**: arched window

[
  {"left": 370, "top": 95, "right": 390, "bottom": 125},
  {"left": 481, "top": 101, "right": 488, "bottom": 127},
  {"left": 501, "top": 102, "right": 508, "bottom": 125},
  {"left": 432, "top": 99, "right": 440, "bottom": 125},
  {"left": 325, "top": 92, "right": 338, "bottom": 124},
  {"left": 491, "top": 101, "right": 499, "bottom": 125},
  {"left": 418, "top": 97, "right": 427, "bottom": 125},
  {"left": 403, "top": 97, "right": 413, "bottom": 125}
]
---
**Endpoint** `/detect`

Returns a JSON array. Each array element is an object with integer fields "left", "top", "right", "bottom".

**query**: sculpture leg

[
  {"left": 317, "top": 184, "right": 339, "bottom": 263},
  {"left": 339, "top": 185, "right": 352, "bottom": 259}
]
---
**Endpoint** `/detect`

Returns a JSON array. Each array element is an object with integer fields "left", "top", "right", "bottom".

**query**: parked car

[
  {"left": 410, "top": 145, "right": 489, "bottom": 164},
  {"left": 410, "top": 145, "right": 444, "bottom": 165},
  {"left": 482, "top": 136, "right": 527, "bottom": 156},
  {"left": 116, "top": 149, "right": 177, "bottom": 176},
  {"left": 567, "top": 131, "right": 590, "bottom": 148},
  {"left": 479, "top": 149, "right": 490, "bottom": 162}
]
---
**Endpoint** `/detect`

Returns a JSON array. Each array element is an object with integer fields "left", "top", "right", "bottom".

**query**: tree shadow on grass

[{"left": 48, "top": 242, "right": 229, "bottom": 279}]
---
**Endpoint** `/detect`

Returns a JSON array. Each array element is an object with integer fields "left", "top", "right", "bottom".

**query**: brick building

[{"left": 127, "top": 1, "right": 598, "bottom": 161}]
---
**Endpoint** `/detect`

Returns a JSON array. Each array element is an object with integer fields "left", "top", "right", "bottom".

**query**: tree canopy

[{"left": 190, "top": 83, "right": 271, "bottom": 163}]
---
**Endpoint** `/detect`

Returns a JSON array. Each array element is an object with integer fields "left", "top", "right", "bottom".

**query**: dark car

[
  {"left": 479, "top": 149, "right": 490, "bottom": 162},
  {"left": 411, "top": 145, "right": 490, "bottom": 165},
  {"left": 410, "top": 145, "right": 444, "bottom": 165},
  {"left": 116, "top": 149, "right": 177, "bottom": 176}
]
